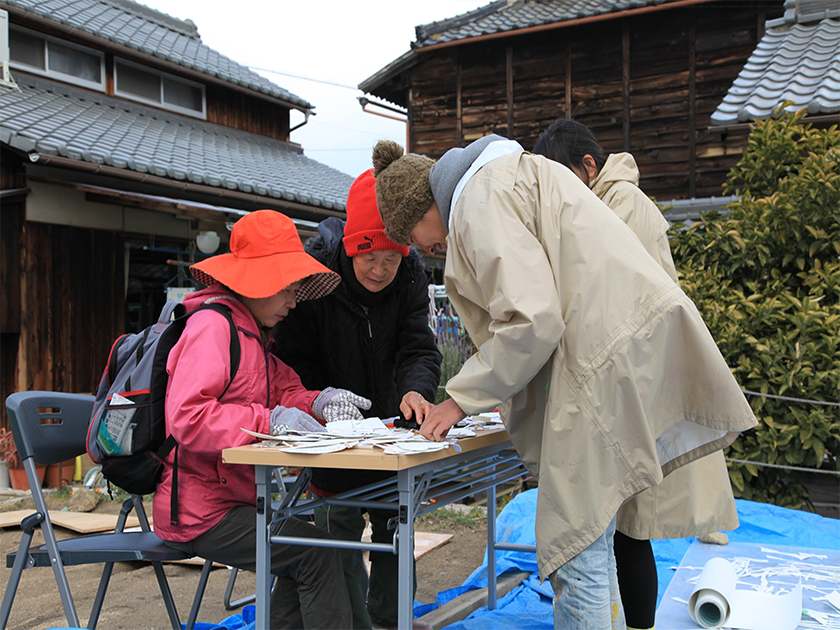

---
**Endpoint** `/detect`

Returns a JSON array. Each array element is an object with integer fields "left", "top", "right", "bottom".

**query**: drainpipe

[
  {"left": 290, "top": 109, "right": 312, "bottom": 133},
  {"left": 358, "top": 97, "right": 409, "bottom": 149}
]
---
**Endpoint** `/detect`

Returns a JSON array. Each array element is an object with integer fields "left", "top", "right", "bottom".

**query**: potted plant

[{"left": 0, "top": 427, "right": 46, "bottom": 490}]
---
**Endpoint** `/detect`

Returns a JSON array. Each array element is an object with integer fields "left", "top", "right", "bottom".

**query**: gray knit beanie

[{"left": 371, "top": 140, "right": 436, "bottom": 245}]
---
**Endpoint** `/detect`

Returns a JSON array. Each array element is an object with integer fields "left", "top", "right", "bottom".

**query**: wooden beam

[
  {"left": 689, "top": 17, "right": 697, "bottom": 198},
  {"left": 457, "top": 50, "right": 463, "bottom": 146},
  {"left": 758, "top": 7, "right": 766, "bottom": 39},
  {"left": 622, "top": 22, "right": 631, "bottom": 151},
  {"left": 565, "top": 41, "right": 572, "bottom": 118},
  {"left": 507, "top": 46, "right": 515, "bottom": 137}
]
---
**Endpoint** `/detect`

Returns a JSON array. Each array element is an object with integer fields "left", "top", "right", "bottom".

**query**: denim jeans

[{"left": 549, "top": 515, "right": 626, "bottom": 630}]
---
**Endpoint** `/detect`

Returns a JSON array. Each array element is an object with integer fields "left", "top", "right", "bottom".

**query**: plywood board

[
  {"left": 415, "top": 531, "right": 453, "bottom": 559},
  {"left": 0, "top": 510, "right": 145, "bottom": 533},
  {"left": 50, "top": 511, "right": 146, "bottom": 533},
  {"left": 0, "top": 510, "right": 34, "bottom": 529},
  {"left": 361, "top": 523, "right": 452, "bottom": 572},
  {"left": 166, "top": 556, "right": 226, "bottom": 568}
]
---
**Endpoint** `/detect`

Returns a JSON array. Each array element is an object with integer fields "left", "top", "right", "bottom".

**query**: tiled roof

[
  {"left": 413, "top": 0, "right": 677, "bottom": 48},
  {"left": 0, "top": 75, "right": 352, "bottom": 210},
  {"left": 2, "top": 0, "right": 312, "bottom": 109},
  {"left": 711, "top": 10, "right": 840, "bottom": 124}
]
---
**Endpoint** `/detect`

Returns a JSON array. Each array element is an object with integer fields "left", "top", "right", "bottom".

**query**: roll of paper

[
  {"left": 687, "top": 558, "right": 802, "bottom": 630},
  {"left": 688, "top": 557, "right": 737, "bottom": 627}
]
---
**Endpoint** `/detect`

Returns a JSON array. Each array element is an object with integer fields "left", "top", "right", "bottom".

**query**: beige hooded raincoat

[
  {"left": 591, "top": 152, "right": 739, "bottom": 540},
  {"left": 442, "top": 151, "right": 756, "bottom": 580}
]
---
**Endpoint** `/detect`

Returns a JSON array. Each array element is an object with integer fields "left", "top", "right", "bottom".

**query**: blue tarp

[
  {"left": 201, "top": 489, "right": 839, "bottom": 630},
  {"left": 437, "top": 490, "right": 840, "bottom": 630},
  {"left": 656, "top": 540, "right": 840, "bottom": 627}
]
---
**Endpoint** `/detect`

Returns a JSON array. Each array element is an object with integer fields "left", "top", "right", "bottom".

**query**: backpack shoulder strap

[
  {"left": 191, "top": 302, "right": 241, "bottom": 398},
  {"left": 160, "top": 301, "right": 186, "bottom": 323},
  {"left": 159, "top": 300, "right": 238, "bottom": 525}
]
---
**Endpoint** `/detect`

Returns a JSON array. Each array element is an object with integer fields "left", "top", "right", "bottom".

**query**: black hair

[{"left": 532, "top": 118, "right": 607, "bottom": 174}]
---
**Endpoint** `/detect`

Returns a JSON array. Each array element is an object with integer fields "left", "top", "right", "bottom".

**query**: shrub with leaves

[{"left": 669, "top": 107, "right": 840, "bottom": 508}]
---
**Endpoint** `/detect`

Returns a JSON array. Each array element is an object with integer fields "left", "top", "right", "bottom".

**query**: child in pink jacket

[{"left": 154, "top": 210, "right": 369, "bottom": 629}]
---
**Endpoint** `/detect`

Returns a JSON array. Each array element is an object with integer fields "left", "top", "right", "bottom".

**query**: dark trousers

[
  {"left": 614, "top": 530, "right": 657, "bottom": 629},
  {"left": 166, "top": 506, "right": 351, "bottom": 629},
  {"left": 314, "top": 503, "right": 416, "bottom": 629}
]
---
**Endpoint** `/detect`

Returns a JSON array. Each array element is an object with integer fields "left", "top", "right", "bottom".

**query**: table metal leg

[
  {"left": 397, "top": 467, "right": 415, "bottom": 630},
  {"left": 487, "top": 485, "right": 497, "bottom": 609},
  {"left": 255, "top": 465, "right": 271, "bottom": 630}
]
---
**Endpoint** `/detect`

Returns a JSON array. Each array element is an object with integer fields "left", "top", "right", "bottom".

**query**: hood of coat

[
  {"left": 430, "top": 133, "right": 509, "bottom": 229},
  {"left": 590, "top": 152, "right": 640, "bottom": 198},
  {"left": 305, "top": 217, "right": 427, "bottom": 294}
]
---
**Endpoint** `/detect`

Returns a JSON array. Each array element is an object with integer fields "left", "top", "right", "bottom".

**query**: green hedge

[{"left": 669, "top": 107, "right": 840, "bottom": 508}]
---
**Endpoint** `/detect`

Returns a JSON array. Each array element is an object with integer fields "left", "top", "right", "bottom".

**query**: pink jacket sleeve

[
  {"left": 270, "top": 355, "right": 322, "bottom": 421},
  {"left": 165, "top": 310, "right": 317, "bottom": 456}
]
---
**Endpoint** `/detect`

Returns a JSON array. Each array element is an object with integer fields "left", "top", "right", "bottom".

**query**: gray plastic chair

[{"left": 0, "top": 391, "right": 213, "bottom": 630}]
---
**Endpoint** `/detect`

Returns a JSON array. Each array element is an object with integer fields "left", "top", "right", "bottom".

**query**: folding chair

[{"left": 0, "top": 391, "right": 213, "bottom": 630}]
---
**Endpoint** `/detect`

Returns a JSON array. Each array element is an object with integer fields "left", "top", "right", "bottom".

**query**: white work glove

[
  {"left": 269, "top": 406, "right": 325, "bottom": 435},
  {"left": 312, "top": 387, "right": 372, "bottom": 423}
]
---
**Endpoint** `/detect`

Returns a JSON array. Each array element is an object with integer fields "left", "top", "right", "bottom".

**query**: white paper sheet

[
  {"left": 379, "top": 441, "right": 450, "bottom": 455},
  {"left": 688, "top": 557, "right": 802, "bottom": 630},
  {"left": 326, "top": 417, "right": 389, "bottom": 434},
  {"left": 281, "top": 443, "right": 349, "bottom": 455}
]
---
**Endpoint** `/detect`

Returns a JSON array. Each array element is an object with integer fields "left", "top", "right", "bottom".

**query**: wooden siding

[
  {"left": 400, "top": 1, "right": 778, "bottom": 201},
  {"left": 206, "top": 84, "right": 291, "bottom": 141},
  {"left": 1, "top": 149, "right": 25, "bottom": 336},
  {"left": 1, "top": 149, "right": 26, "bottom": 430},
  {"left": 0, "top": 221, "right": 126, "bottom": 429}
]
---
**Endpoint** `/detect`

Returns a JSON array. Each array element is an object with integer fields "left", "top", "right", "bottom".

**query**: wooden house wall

[
  {"left": 1, "top": 150, "right": 24, "bottom": 336},
  {"left": 0, "top": 214, "right": 126, "bottom": 429},
  {"left": 404, "top": 1, "right": 777, "bottom": 201},
  {"left": 1, "top": 149, "right": 25, "bottom": 430},
  {"left": 206, "top": 84, "right": 291, "bottom": 141}
]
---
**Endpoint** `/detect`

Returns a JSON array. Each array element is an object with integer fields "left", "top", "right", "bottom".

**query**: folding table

[{"left": 222, "top": 427, "right": 527, "bottom": 630}]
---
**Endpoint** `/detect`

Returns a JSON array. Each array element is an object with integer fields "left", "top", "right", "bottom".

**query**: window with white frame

[
  {"left": 115, "top": 58, "right": 206, "bottom": 118},
  {"left": 9, "top": 27, "right": 105, "bottom": 90}
]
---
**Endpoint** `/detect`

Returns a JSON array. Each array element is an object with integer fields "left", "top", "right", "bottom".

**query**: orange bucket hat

[{"left": 190, "top": 210, "right": 340, "bottom": 300}]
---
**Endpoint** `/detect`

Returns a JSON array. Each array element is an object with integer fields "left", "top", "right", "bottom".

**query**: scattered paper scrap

[
  {"left": 241, "top": 420, "right": 479, "bottom": 456},
  {"left": 825, "top": 590, "right": 840, "bottom": 613}
]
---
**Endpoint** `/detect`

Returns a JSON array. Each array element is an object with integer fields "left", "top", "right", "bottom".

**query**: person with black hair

[{"left": 533, "top": 118, "right": 739, "bottom": 630}]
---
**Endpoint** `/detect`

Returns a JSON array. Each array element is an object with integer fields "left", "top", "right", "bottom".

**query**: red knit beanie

[{"left": 343, "top": 169, "right": 410, "bottom": 257}]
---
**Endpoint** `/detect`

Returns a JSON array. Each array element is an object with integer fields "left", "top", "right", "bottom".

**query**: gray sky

[{"left": 138, "top": 0, "right": 488, "bottom": 177}]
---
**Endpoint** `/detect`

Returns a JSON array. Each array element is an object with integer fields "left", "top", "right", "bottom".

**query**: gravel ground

[{"left": 0, "top": 488, "right": 488, "bottom": 629}]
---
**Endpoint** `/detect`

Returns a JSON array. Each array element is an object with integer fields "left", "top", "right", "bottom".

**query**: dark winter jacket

[{"left": 272, "top": 217, "right": 442, "bottom": 494}]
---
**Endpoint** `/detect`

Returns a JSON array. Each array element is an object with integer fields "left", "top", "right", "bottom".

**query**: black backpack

[{"left": 86, "top": 300, "right": 240, "bottom": 524}]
